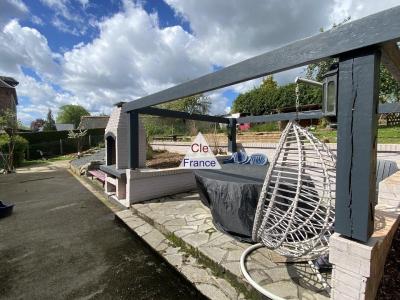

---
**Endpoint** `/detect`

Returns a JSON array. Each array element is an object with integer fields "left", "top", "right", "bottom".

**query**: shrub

[
  {"left": 0, "top": 134, "right": 29, "bottom": 167},
  {"left": 146, "top": 144, "right": 154, "bottom": 160}
]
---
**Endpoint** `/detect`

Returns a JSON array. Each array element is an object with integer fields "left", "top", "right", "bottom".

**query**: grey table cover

[{"left": 194, "top": 164, "right": 269, "bottom": 242}]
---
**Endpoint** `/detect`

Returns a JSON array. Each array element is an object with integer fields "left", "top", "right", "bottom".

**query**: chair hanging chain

[{"left": 295, "top": 83, "right": 300, "bottom": 121}]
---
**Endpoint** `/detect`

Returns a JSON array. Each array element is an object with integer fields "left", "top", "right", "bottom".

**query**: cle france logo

[{"left": 179, "top": 132, "right": 221, "bottom": 169}]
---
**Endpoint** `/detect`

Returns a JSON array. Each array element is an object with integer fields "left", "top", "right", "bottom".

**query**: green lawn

[
  {"left": 313, "top": 126, "right": 400, "bottom": 143},
  {"left": 20, "top": 154, "right": 75, "bottom": 167}
]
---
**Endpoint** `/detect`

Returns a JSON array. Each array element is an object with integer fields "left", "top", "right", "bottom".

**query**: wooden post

[
  {"left": 59, "top": 139, "right": 63, "bottom": 155},
  {"left": 335, "top": 48, "right": 381, "bottom": 242},
  {"left": 26, "top": 143, "right": 30, "bottom": 160},
  {"left": 128, "top": 111, "right": 139, "bottom": 169},
  {"left": 89, "top": 135, "right": 92, "bottom": 147},
  {"left": 228, "top": 118, "right": 237, "bottom": 153}
]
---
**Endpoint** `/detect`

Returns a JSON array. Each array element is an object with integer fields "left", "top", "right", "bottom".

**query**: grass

[
  {"left": 20, "top": 154, "right": 75, "bottom": 167},
  {"left": 312, "top": 125, "right": 400, "bottom": 143}
]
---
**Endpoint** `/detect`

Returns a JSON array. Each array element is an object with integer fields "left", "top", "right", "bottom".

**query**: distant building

[
  {"left": 0, "top": 76, "right": 19, "bottom": 115},
  {"left": 78, "top": 115, "right": 109, "bottom": 130},
  {"left": 55, "top": 123, "right": 75, "bottom": 131}
]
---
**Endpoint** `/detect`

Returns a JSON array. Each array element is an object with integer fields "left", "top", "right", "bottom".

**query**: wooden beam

[
  {"left": 124, "top": 6, "right": 400, "bottom": 112},
  {"left": 237, "top": 110, "right": 324, "bottom": 124},
  {"left": 128, "top": 111, "right": 139, "bottom": 169},
  {"left": 379, "top": 102, "right": 400, "bottom": 114},
  {"left": 335, "top": 48, "right": 381, "bottom": 242},
  {"left": 382, "top": 42, "right": 400, "bottom": 83},
  {"left": 137, "top": 107, "right": 230, "bottom": 124}
]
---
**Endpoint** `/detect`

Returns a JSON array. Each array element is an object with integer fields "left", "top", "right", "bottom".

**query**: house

[
  {"left": 220, "top": 112, "right": 251, "bottom": 131},
  {"left": 0, "top": 76, "right": 19, "bottom": 115},
  {"left": 78, "top": 116, "right": 109, "bottom": 130}
]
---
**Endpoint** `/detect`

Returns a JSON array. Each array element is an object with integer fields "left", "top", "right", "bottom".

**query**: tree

[
  {"left": 232, "top": 76, "right": 322, "bottom": 116},
  {"left": 68, "top": 129, "right": 87, "bottom": 156},
  {"left": 155, "top": 94, "right": 211, "bottom": 136},
  {"left": 30, "top": 118, "right": 45, "bottom": 132},
  {"left": 380, "top": 65, "right": 400, "bottom": 103},
  {"left": 159, "top": 94, "right": 211, "bottom": 114},
  {"left": 232, "top": 76, "right": 280, "bottom": 115},
  {"left": 43, "top": 109, "right": 57, "bottom": 131},
  {"left": 0, "top": 109, "right": 25, "bottom": 173},
  {"left": 56, "top": 105, "right": 90, "bottom": 128}
]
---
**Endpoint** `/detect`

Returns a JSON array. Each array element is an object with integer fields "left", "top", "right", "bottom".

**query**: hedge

[{"left": 19, "top": 128, "right": 105, "bottom": 144}]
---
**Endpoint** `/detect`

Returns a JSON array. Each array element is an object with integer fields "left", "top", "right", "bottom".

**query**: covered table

[{"left": 194, "top": 164, "right": 269, "bottom": 242}]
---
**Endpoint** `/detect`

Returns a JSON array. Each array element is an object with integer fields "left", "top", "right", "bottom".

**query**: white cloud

[
  {"left": 0, "top": 20, "right": 60, "bottom": 79},
  {"left": 330, "top": 0, "right": 399, "bottom": 25},
  {"left": 51, "top": 16, "right": 80, "bottom": 36},
  {"left": 1, "top": 0, "right": 400, "bottom": 125},
  {"left": 165, "top": 0, "right": 334, "bottom": 66},
  {"left": 61, "top": 1, "right": 211, "bottom": 109},
  {"left": 78, "top": 0, "right": 90, "bottom": 8},
  {"left": 0, "top": 0, "right": 29, "bottom": 26},
  {"left": 207, "top": 91, "right": 230, "bottom": 115},
  {"left": 31, "top": 15, "right": 44, "bottom": 26},
  {"left": 40, "top": 0, "right": 89, "bottom": 35}
]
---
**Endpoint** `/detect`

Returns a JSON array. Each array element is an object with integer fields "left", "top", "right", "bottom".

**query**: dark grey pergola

[{"left": 123, "top": 6, "right": 400, "bottom": 243}]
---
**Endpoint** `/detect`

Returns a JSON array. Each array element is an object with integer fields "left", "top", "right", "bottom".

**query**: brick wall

[
  {"left": 330, "top": 171, "right": 400, "bottom": 300},
  {"left": 150, "top": 141, "right": 400, "bottom": 166},
  {"left": 0, "top": 88, "right": 16, "bottom": 114}
]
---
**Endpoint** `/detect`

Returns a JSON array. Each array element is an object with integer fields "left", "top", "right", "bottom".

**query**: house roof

[
  {"left": 0, "top": 76, "right": 19, "bottom": 87},
  {"left": 78, "top": 116, "right": 109, "bottom": 130},
  {"left": 55, "top": 123, "right": 75, "bottom": 131}
]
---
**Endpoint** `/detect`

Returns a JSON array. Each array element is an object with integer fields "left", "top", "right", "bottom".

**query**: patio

[{"left": 120, "top": 192, "right": 331, "bottom": 299}]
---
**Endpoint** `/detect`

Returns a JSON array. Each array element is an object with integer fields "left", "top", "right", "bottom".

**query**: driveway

[{"left": 0, "top": 162, "right": 204, "bottom": 299}]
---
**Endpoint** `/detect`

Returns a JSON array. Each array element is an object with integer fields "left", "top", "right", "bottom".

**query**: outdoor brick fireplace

[{"left": 102, "top": 102, "right": 146, "bottom": 206}]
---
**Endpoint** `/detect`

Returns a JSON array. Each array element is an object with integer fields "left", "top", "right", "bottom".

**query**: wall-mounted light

[{"left": 322, "top": 68, "right": 338, "bottom": 117}]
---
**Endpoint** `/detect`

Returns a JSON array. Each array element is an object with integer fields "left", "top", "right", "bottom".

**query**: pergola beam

[
  {"left": 136, "top": 107, "right": 230, "bottom": 124},
  {"left": 237, "top": 110, "right": 324, "bottom": 124},
  {"left": 379, "top": 102, "right": 400, "bottom": 114}
]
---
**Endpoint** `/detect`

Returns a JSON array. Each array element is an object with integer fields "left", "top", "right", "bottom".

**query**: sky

[{"left": 0, "top": 0, "right": 399, "bottom": 125}]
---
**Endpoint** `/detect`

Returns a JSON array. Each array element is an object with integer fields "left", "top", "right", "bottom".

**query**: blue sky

[{"left": 0, "top": 0, "right": 398, "bottom": 125}]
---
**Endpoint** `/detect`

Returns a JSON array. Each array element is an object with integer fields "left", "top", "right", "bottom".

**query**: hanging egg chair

[
  {"left": 240, "top": 119, "right": 336, "bottom": 299},
  {"left": 252, "top": 120, "right": 336, "bottom": 258}
]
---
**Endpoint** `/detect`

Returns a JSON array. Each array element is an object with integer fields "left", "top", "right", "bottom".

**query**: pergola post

[
  {"left": 228, "top": 118, "right": 237, "bottom": 153},
  {"left": 335, "top": 48, "right": 381, "bottom": 242},
  {"left": 128, "top": 111, "right": 139, "bottom": 169}
]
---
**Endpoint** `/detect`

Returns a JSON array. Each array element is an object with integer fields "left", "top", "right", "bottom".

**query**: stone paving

[{"left": 125, "top": 192, "right": 331, "bottom": 300}]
